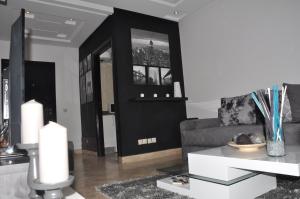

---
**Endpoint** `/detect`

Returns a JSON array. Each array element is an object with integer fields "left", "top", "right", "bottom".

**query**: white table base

[
  {"left": 158, "top": 146, "right": 300, "bottom": 199},
  {"left": 157, "top": 173, "right": 276, "bottom": 199}
]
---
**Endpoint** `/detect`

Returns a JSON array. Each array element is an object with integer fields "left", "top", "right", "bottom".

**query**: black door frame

[{"left": 92, "top": 39, "right": 120, "bottom": 156}]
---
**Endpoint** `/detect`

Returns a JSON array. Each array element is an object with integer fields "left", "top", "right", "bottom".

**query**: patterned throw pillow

[
  {"left": 281, "top": 93, "right": 292, "bottom": 122},
  {"left": 283, "top": 83, "right": 300, "bottom": 122},
  {"left": 255, "top": 89, "right": 292, "bottom": 123},
  {"left": 219, "top": 94, "right": 256, "bottom": 126}
]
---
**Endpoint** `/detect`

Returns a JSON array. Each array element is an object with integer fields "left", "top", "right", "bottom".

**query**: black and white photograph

[
  {"left": 85, "top": 70, "right": 93, "bottom": 102},
  {"left": 131, "top": 28, "right": 170, "bottom": 68},
  {"left": 80, "top": 76, "right": 86, "bottom": 104},
  {"left": 79, "top": 61, "right": 83, "bottom": 76},
  {"left": 160, "top": 68, "right": 172, "bottom": 85},
  {"left": 133, "top": 65, "right": 146, "bottom": 85},
  {"left": 83, "top": 57, "right": 88, "bottom": 73},
  {"left": 87, "top": 54, "right": 92, "bottom": 70},
  {"left": 148, "top": 67, "right": 160, "bottom": 85}
]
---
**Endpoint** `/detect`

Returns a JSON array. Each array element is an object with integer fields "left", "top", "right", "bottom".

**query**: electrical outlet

[
  {"left": 142, "top": 139, "right": 148, "bottom": 144},
  {"left": 138, "top": 139, "right": 143, "bottom": 145},
  {"left": 152, "top": 137, "right": 157, "bottom": 143},
  {"left": 147, "top": 138, "right": 152, "bottom": 144}
]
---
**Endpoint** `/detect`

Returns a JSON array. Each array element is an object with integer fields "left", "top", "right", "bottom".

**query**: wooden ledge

[{"left": 119, "top": 148, "right": 182, "bottom": 164}]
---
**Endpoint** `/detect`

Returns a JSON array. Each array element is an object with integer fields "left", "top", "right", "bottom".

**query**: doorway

[
  {"left": 1, "top": 59, "right": 57, "bottom": 124},
  {"left": 94, "top": 41, "right": 118, "bottom": 155}
]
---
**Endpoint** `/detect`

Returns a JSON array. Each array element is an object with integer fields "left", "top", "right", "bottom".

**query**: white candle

[
  {"left": 21, "top": 100, "right": 43, "bottom": 144},
  {"left": 174, "top": 82, "right": 182, "bottom": 98},
  {"left": 39, "top": 122, "right": 69, "bottom": 184}
]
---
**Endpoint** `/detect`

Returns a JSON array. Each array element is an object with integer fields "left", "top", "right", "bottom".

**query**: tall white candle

[
  {"left": 21, "top": 100, "right": 43, "bottom": 144},
  {"left": 39, "top": 122, "right": 69, "bottom": 184}
]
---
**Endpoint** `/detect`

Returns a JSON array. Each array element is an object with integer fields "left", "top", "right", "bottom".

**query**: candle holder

[
  {"left": 31, "top": 176, "right": 74, "bottom": 199},
  {"left": 16, "top": 143, "right": 42, "bottom": 199},
  {"left": 17, "top": 143, "right": 75, "bottom": 199}
]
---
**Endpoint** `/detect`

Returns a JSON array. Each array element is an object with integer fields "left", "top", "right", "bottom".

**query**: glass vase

[{"left": 265, "top": 123, "right": 285, "bottom": 157}]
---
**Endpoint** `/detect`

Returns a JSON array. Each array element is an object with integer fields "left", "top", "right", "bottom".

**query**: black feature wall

[{"left": 79, "top": 8, "right": 186, "bottom": 157}]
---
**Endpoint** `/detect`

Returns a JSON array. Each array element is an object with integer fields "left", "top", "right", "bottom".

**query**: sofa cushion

[
  {"left": 284, "top": 83, "right": 300, "bottom": 122},
  {"left": 180, "top": 118, "right": 220, "bottom": 131},
  {"left": 219, "top": 94, "right": 256, "bottom": 126},
  {"left": 181, "top": 123, "right": 264, "bottom": 147}
]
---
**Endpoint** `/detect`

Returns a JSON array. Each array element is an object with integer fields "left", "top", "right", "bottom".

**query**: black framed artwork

[
  {"left": 87, "top": 54, "right": 92, "bottom": 70},
  {"left": 80, "top": 75, "right": 86, "bottom": 104},
  {"left": 0, "top": 0, "right": 7, "bottom": 5},
  {"left": 133, "top": 65, "right": 146, "bottom": 85},
  {"left": 79, "top": 61, "right": 83, "bottom": 76},
  {"left": 148, "top": 67, "right": 160, "bottom": 85},
  {"left": 131, "top": 28, "right": 172, "bottom": 85},
  {"left": 83, "top": 58, "right": 88, "bottom": 73},
  {"left": 160, "top": 68, "right": 172, "bottom": 85},
  {"left": 85, "top": 70, "right": 93, "bottom": 103}
]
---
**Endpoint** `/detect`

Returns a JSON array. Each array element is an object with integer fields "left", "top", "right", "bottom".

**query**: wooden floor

[{"left": 73, "top": 152, "right": 182, "bottom": 199}]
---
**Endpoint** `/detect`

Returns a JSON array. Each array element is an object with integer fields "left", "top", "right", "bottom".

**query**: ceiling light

[
  {"left": 25, "top": 11, "right": 35, "bottom": 19},
  {"left": 0, "top": 0, "right": 7, "bottom": 6},
  {"left": 65, "top": 19, "right": 76, "bottom": 26},
  {"left": 57, "top": 33, "right": 67, "bottom": 38},
  {"left": 173, "top": 10, "right": 180, "bottom": 15}
]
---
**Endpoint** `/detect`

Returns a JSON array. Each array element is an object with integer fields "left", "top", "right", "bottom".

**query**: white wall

[
  {"left": 179, "top": 0, "right": 300, "bottom": 119},
  {"left": 0, "top": 40, "right": 82, "bottom": 149}
]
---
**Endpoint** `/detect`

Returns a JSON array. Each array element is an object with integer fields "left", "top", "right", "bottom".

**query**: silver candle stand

[
  {"left": 16, "top": 143, "right": 74, "bottom": 199},
  {"left": 31, "top": 176, "right": 74, "bottom": 199}
]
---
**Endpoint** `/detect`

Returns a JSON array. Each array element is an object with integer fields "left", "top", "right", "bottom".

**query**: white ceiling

[{"left": 0, "top": 0, "right": 212, "bottom": 47}]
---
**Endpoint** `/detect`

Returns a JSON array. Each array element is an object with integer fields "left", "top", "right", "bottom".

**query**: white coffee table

[{"left": 157, "top": 145, "right": 300, "bottom": 199}]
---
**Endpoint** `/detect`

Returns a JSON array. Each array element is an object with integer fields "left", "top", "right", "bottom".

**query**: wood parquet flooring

[{"left": 73, "top": 152, "right": 182, "bottom": 199}]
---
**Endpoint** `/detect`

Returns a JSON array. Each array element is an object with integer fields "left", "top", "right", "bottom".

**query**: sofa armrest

[{"left": 180, "top": 118, "right": 220, "bottom": 131}]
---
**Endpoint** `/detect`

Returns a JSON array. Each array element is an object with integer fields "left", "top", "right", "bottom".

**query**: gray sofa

[{"left": 180, "top": 118, "right": 300, "bottom": 160}]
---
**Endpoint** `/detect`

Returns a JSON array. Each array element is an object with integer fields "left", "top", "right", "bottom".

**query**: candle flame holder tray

[
  {"left": 31, "top": 176, "right": 74, "bottom": 199},
  {"left": 16, "top": 143, "right": 75, "bottom": 199}
]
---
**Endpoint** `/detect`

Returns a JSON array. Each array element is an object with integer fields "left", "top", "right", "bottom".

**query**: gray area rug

[
  {"left": 157, "top": 164, "right": 188, "bottom": 175},
  {"left": 97, "top": 174, "right": 300, "bottom": 199},
  {"left": 97, "top": 175, "right": 192, "bottom": 199},
  {"left": 256, "top": 175, "right": 300, "bottom": 199}
]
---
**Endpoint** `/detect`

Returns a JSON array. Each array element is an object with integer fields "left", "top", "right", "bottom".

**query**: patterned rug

[
  {"left": 96, "top": 175, "right": 300, "bottom": 199},
  {"left": 256, "top": 175, "right": 300, "bottom": 199},
  {"left": 96, "top": 175, "right": 192, "bottom": 199}
]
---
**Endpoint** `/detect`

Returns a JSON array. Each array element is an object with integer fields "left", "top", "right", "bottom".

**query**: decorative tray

[{"left": 228, "top": 141, "right": 266, "bottom": 152}]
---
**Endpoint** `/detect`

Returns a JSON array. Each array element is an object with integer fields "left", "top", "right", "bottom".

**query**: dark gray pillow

[
  {"left": 259, "top": 89, "right": 292, "bottom": 123},
  {"left": 219, "top": 94, "right": 256, "bottom": 126},
  {"left": 283, "top": 83, "right": 300, "bottom": 122}
]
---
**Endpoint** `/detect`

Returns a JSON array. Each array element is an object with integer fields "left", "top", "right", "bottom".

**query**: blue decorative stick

[
  {"left": 272, "top": 85, "right": 280, "bottom": 141},
  {"left": 251, "top": 92, "right": 265, "bottom": 118}
]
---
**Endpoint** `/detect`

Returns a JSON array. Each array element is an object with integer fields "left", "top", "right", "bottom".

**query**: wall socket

[
  {"left": 137, "top": 137, "right": 157, "bottom": 145},
  {"left": 138, "top": 139, "right": 143, "bottom": 145},
  {"left": 151, "top": 137, "right": 156, "bottom": 143}
]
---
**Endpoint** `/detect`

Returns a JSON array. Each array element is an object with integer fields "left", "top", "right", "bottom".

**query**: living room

[{"left": 1, "top": 0, "right": 300, "bottom": 199}]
